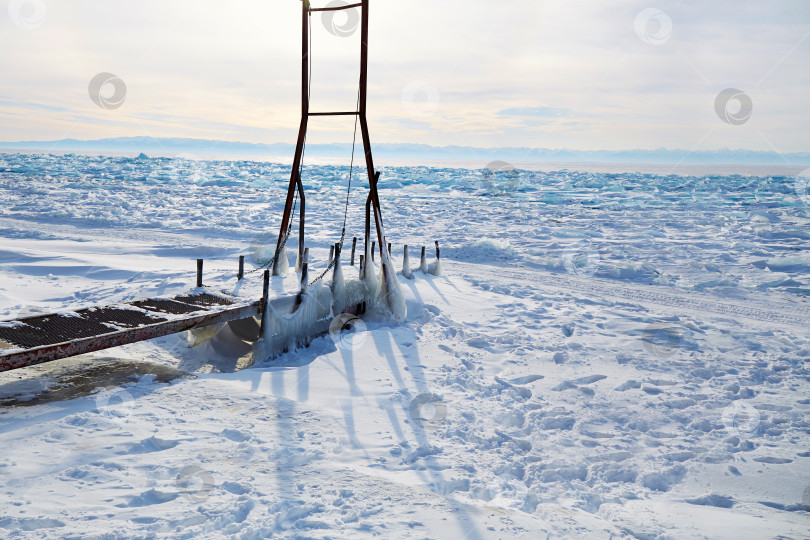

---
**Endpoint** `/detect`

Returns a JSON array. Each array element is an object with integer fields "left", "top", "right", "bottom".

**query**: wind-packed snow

[{"left": 0, "top": 152, "right": 809, "bottom": 538}]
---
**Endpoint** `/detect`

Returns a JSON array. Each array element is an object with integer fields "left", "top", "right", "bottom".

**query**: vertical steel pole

[
  {"left": 358, "top": 0, "right": 389, "bottom": 273},
  {"left": 274, "top": 2, "right": 310, "bottom": 275},
  {"left": 296, "top": 175, "right": 306, "bottom": 267}
]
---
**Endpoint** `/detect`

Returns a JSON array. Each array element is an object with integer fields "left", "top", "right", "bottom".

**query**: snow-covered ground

[{"left": 1, "top": 152, "right": 809, "bottom": 538}]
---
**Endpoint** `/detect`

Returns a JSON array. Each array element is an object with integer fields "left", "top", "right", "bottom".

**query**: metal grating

[
  {"left": 0, "top": 308, "right": 167, "bottom": 349},
  {"left": 175, "top": 293, "right": 235, "bottom": 308},
  {"left": 80, "top": 307, "right": 166, "bottom": 329},
  {"left": 0, "top": 290, "right": 260, "bottom": 374},
  {"left": 130, "top": 298, "right": 203, "bottom": 315},
  {"left": 0, "top": 293, "right": 237, "bottom": 349}
]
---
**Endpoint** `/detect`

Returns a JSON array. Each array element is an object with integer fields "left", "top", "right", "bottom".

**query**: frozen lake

[{"left": 0, "top": 152, "right": 808, "bottom": 538}]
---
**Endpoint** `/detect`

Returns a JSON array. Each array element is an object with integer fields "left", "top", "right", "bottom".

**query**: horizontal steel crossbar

[{"left": 308, "top": 3, "right": 362, "bottom": 12}]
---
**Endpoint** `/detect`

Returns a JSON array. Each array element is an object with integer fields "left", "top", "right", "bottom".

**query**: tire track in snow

[{"left": 445, "top": 261, "right": 810, "bottom": 329}]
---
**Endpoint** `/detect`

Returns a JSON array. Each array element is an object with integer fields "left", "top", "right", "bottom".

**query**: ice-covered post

[
  {"left": 300, "top": 263, "right": 309, "bottom": 293},
  {"left": 420, "top": 246, "right": 428, "bottom": 273},
  {"left": 388, "top": 242, "right": 392, "bottom": 256},
  {"left": 351, "top": 237, "right": 357, "bottom": 266},
  {"left": 259, "top": 269, "right": 270, "bottom": 335},
  {"left": 237, "top": 255, "right": 244, "bottom": 281},
  {"left": 303, "top": 247, "right": 309, "bottom": 266},
  {"left": 359, "top": 255, "right": 365, "bottom": 279},
  {"left": 402, "top": 244, "right": 412, "bottom": 279},
  {"left": 429, "top": 240, "right": 442, "bottom": 276},
  {"left": 371, "top": 241, "right": 376, "bottom": 261},
  {"left": 295, "top": 242, "right": 305, "bottom": 272},
  {"left": 328, "top": 245, "right": 335, "bottom": 267},
  {"left": 196, "top": 259, "right": 203, "bottom": 287},
  {"left": 332, "top": 242, "right": 344, "bottom": 313}
]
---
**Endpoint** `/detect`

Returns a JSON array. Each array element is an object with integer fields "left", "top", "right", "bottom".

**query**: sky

[{"left": 0, "top": 0, "right": 808, "bottom": 155}]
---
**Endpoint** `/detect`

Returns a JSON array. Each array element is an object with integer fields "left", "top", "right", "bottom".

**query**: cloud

[
  {"left": 497, "top": 107, "right": 569, "bottom": 118},
  {"left": 0, "top": 0, "right": 807, "bottom": 153}
]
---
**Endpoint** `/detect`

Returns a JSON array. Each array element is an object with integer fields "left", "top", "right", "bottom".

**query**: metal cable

[{"left": 308, "top": 87, "right": 361, "bottom": 285}]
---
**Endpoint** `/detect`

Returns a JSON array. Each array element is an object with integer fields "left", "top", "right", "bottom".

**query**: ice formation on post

[
  {"left": 419, "top": 247, "right": 428, "bottom": 274},
  {"left": 428, "top": 241, "right": 442, "bottom": 276},
  {"left": 363, "top": 243, "right": 379, "bottom": 304},
  {"left": 378, "top": 248, "right": 406, "bottom": 321},
  {"left": 251, "top": 238, "right": 406, "bottom": 363},
  {"left": 401, "top": 246, "right": 413, "bottom": 279},
  {"left": 331, "top": 248, "right": 346, "bottom": 315},
  {"left": 252, "top": 282, "right": 333, "bottom": 364},
  {"left": 274, "top": 244, "right": 290, "bottom": 275}
]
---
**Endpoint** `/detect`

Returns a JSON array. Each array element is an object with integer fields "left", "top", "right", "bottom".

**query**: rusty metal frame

[
  {"left": 0, "top": 302, "right": 262, "bottom": 373},
  {"left": 274, "top": 0, "right": 394, "bottom": 285}
]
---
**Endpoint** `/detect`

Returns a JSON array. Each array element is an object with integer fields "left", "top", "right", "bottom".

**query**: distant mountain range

[{"left": 0, "top": 136, "right": 808, "bottom": 166}]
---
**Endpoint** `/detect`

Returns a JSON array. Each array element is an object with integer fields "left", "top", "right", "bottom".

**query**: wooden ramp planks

[{"left": 0, "top": 292, "right": 261, "bottom": 373}]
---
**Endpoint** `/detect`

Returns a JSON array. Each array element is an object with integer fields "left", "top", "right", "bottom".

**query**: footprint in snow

[
  {"left": 552, "top": 380, "right": 578, "bottom": 392},
  {"left": 572, "top": 374, "right": 606, "bottom": 385},
  {"left": 614, "top": 380, "right": 641, "bottom": 391},
  {"left": 553, "top": 375, "right": 605, "bottom": 392},
  {"left": 222, "top": 428, "right": 250, "bottom": 442},
  {"left": 647, "top": 379, "right": 677, "bottom": 386},
  {"left": 118, "top": 489, "right": 178, "bottom": 507},
  {"left": 125, "top": 437, "right": 180, "bottom": 454},
  {"left": 508, "top": 374, "right": 544, "bottom": 385},
  {"left": 685, "top": 494, "right": 734, "bottom": 508},
  {"left": 753, "top": 456, "right": 793, "bottom": 464}
]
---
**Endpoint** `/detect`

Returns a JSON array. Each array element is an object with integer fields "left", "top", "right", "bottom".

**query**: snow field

[{"left": 0, "top": 153, "right": 809, "bottom": 537}]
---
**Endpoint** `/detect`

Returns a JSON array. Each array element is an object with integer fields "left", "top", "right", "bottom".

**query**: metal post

[
  {"left": 333, "top": 242, "right": 341, "bottom": 282},
  {"left": 359, "top": 255, "right": 365, "bottom": 278},
  {"left": 273, "top": 1, "right": 392, "bottom": 288},
  {"left": 196, "top": 259, "right": 203, "bottom": 287},
  {"left": 351, "top": 237, "right": 357, "bottom": 266},
  {"left": 237, "top": 255, "right": 244, "bottom": 281},
  {"left": 297, "top": 175, "right": 306, "bottom": 268},
  {"left": 364, "top": 191, "right": 372, "bottom": 260},
  {"left": 259, "top": 269, "right": 270, "bottom": 335},
  {"left": 387, "top": 242, "right": 391, "bottom": 255},
  {"left": 274, "top": 1, "right": 310, "bottom": 275},
  {"left": 435, "top": 240, "right": 440, "bottom": 259},
  {"left": 329, "top": 245, "right": 335, "bottom": 267},
  {"left": 371, "top": 241, "right": 376, "bottom": 261},
  {"left": 300, "top": 263, "right": 309, "bottom": 291}
]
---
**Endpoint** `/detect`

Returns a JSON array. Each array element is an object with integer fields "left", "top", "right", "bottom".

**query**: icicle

[
  {"left": 402, "top": 244, "right": 413, "bottom": 279},
  {"left": 377, "top": 251, "right": 406, "bottom": 321},
  {"left": 295, "top": 244, "right": 306, "bottom": 271},
  {"left": 253, "top": 280, "right": 334, "bottom": 363},
  {"left": 364, "top": 250, "right": 379, "bottom": 305},
  {"left": 274, "top": 244, "right": 290, "bottom": 276}
]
